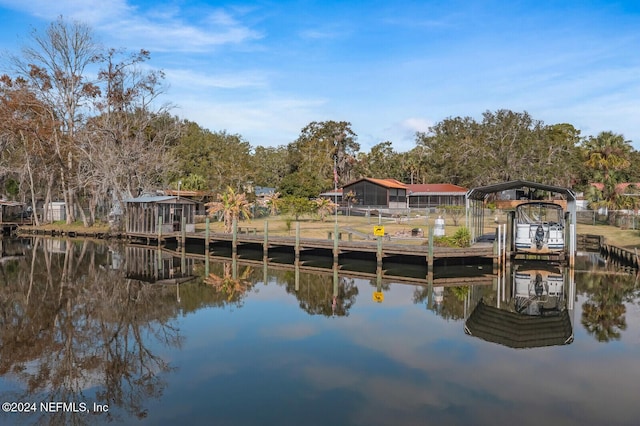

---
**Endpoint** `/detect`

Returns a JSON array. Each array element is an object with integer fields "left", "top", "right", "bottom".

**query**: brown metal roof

[{"left": 406, "top": 183, "right": 468, "bottom": 194}]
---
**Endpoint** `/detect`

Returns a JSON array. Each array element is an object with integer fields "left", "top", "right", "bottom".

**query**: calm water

[{"left": 0, "top": 237, "right": 639, "bottom": 426}]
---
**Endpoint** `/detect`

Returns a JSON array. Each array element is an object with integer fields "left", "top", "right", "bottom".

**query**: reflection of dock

[
  {"left": 124, "top": 246, "right": 195, "bottom": 285},
  {"left": 162, "top": 247, "right": 495, "bottom": 287}
]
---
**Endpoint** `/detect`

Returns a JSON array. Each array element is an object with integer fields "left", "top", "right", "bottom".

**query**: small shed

[
  {"left": 45, "top": 201, "right": 66, "bottom": 221},
  {"left": 124, "top": 195, "right": 197, "bottom": 235}
]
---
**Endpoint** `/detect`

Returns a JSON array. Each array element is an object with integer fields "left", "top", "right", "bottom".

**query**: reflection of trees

[
  {"left": 579, "top": 270, "right": 636, "bottom": 342},
  {"left": 283, "top": 273, "right": 359, "bottom": 317},
  {"left": 414, "top": 285, "right": 493, "bottom": 320},
  {"left": 204, "top": 262, "right": 256, "bottom": 307},
  {"left": 0, "top": 238, "right": 189, "bottom": 425}
]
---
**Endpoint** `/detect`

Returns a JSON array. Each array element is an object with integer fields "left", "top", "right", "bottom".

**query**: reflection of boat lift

[
  {"left": 464, "top": 261, "right": 575, "bottom": 349},
  {"left": 513, "top": 264, "right": 564, "bottom": 316}
]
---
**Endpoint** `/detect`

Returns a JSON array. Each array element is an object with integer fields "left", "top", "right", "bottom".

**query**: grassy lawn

[
  {"left": 198, "top": 214, "right": 445, "bottom": 242},
  {"left": 575, "top": 223, "right": 640, "bottom": 250}
]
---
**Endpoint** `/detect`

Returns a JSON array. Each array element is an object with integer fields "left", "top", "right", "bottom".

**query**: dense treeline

[{"left": 2, "top": 18, "right": 640, "bottom": 227}]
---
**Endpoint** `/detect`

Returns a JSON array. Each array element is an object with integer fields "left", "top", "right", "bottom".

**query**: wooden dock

[{"left": 127, "top": 228, "right": 497, "bottom": 268}]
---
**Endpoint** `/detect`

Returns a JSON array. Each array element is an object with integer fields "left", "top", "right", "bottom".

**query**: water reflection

[
  {"left": 1, "top": 237, "right": 640, "bottom": 425},
  {"left": 578, "top": 264, "right": 637, "bottom": 343},
  {"left": 464, "top": 262, "right": 575, "bottom": 349},
  {"left": 283, "top": 264, "right": 359, "bottom": 317},
  {"left": 205, "top": 261, "right": 256, "bottom": 306},
  {"left": 0, "top": 238, "right": 203, "bottom": 424}
]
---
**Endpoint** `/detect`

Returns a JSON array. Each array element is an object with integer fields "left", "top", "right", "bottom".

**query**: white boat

[{"left": 514, "top": 202, "right": 565, "bottom": 254}]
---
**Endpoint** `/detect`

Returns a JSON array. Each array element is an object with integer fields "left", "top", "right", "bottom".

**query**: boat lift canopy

[{"left": 465, "top": 180, "right": 577, "bottom": 251}]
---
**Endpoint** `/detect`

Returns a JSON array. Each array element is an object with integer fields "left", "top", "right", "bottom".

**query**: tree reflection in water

[
  {"left": 283, "top": 273, "right": 359, "bottom": 317},
  {"left": 204, "top": 262, "right": 255, "bottom": 305},
  {"left": 0, "top": 238, "right": 184, "bottom": 425},
  {"left": 579, "top": 266, "right": 637, "bottom": 342}
]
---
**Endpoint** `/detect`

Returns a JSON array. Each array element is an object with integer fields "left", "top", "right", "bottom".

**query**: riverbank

[{"left": 16, "top": 216, "right": 640, "bottom": 249}]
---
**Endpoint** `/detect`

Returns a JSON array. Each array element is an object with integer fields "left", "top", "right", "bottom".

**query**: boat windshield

[{"left": 516, "top": 203, "right": 563, "bottom": 224}]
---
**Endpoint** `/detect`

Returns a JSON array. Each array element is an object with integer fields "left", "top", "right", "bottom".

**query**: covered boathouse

[
  {"left": 0, "top": 201, "right": 32, "bottom": 235},
  {"left": 124, "top": 195, "right": 197, "bottom": 235}
]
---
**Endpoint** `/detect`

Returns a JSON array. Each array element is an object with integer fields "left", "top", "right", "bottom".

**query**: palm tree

[
  {"left": 313, "top": 197, "right": 337, "bottom": 221},
  {"left": 583, "top": 131, "right": 633, "bottom": 218},
  {"left": 205, "top": 186, "right": 252, "bottom": 233},
  {"left": 265, "top": 191, "right": 281, "bottom": 216}
]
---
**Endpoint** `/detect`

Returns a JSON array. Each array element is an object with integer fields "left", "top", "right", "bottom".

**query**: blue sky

[{"left": 0, "top": 0, "right": 639, "bottom": 152}]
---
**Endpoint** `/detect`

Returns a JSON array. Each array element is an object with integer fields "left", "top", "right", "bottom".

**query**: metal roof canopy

[
  {"left": 465, "top": 180, "right": 577, "bottom": 258},
  {"left": 466, "top": 180, "right": 576, "bottom": 202}
]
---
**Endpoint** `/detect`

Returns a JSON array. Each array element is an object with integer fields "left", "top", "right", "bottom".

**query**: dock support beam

[
  {"left": 232, "top": 218, "right": 238, "bottom": 255},
  {"left": 205, "top": 217, "right": 210, "bottom": 250},
  {"left": 333, "top": 222, "right": 339, "bottom": 263},
  {"left": 263, "top": 220, "right": 269, "bottom": 257},
  {"left": 157, "top": 216, "right": 162, "bottom": 246},
  {"left": 295, "top": 221, "right": 300, "bottom": 260},
  {"left": 427, "top": 226, "right": 434, "bottom": 274},
  {"left": 180, "top": 216, "right": 186, "bottom": 248}
]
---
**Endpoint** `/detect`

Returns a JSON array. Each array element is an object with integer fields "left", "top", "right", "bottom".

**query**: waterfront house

[
  {"left": 341, "top": 178, "right": 407, "bottom": 209},
  {"left": 406, "top": 183, "right": 468, "bottom": 209}
]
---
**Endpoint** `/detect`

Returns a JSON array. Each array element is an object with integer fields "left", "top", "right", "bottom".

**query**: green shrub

[
  {"left": 427, "top": 227, "right": 471, "bottom": 248},
  {"left": 449, "top": 227, "right": 471, "bottom": 247}
]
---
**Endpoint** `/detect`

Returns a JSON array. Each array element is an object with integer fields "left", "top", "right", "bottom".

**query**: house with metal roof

[
  {"left": 406, "top": 183, "right": 468, "bottom": 208},
  {"left": 341, "top": 178, "right": 408, "bottom": 209},
  {"left": 322, "top": 179, "right": 468, "bottom": 211},
  {"left": 124, "top": 195, "right": 197, "bottom": 235}
]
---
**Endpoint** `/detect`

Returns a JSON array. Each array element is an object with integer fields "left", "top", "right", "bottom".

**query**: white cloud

[
  {"left": 165, "top": 68, "right": 269, "bottom": 90},
  {"left": 0, "top": 0, "right": 262, "bottom": 53}
]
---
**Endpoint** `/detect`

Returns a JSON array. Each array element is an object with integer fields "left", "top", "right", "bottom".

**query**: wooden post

[
  {"left": 333, "top": 222, "right": 339, "bottom": 262},
  {"left": 295, "top": 258, "right": 300, "bottom": 292},
  {"left": 427, "top": 226, "right": 434, "bottom": 274},
  {"left": 205, "top": 217, "right": 210, "bottom": 250},
  {"left": 263, "top": 220, "right": 269, "bottom": 258},
  {"left": 232, "top": 218, "right": 238, "bottom": 255},
  {"left": 181, "top": 216, "right": 186, "bottom": 248},
  {"left": 157, "top": 216, "right": 162, "bottom": 246},
  {"left": 232, "top": 252, "right": 237, "bottom": 280},
  {"left": 427, "top": 266, "right": 433, "bottom": 310},
  {"left": 295, "top": 221, "right": 300, "bottom": 259},
  {"left": 204, "top": 216, "right": 210, "bottom": 276},
  {"left": 181, "top": 246, "right": 186, "bottom": 275},
  {"left": 263, "top": 255, "right": 268, "bottom": 285}
]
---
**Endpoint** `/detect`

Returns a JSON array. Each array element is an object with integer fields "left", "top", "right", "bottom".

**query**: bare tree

[{"left": 9, "top": 16, "right": 100, "bottom": 224}]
